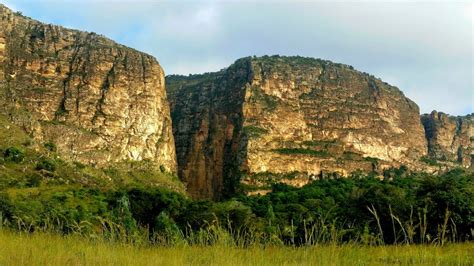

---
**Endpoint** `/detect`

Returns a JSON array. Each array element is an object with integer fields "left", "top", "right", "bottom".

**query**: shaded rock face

[
  {"left": 167, "top": 56, "right": 428, "bottom": 199},
  {"left": 167, "top": 60, "right": 250, "bottom": 199},
  {"left": 0, "top": 5, "right": 176, "bottom": 171},
  {"left": 421, "top": 111, "right": 473, "bottom": 168}
]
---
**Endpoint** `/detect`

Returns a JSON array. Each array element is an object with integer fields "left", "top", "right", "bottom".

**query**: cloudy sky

[{"left": 3, "top": 0, "right": 473, "bottom": 115}]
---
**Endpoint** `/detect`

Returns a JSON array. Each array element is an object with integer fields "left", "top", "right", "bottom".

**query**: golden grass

[{"left": 0, "top": 230, "right": 473, "bottom": 265}]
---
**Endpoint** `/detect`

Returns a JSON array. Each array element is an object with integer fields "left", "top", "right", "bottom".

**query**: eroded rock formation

[
  {"left": 0, "top": 5, "right": 176, "bottom": 171},
  {"left": 2, "top": 4, "right": 470, "bottom": 200},
  {"left": 421, "top": 111, "right": 473, "bottom": 168},
  {"left": 167, "top": 56, "right": 430, "bottom": 199}
]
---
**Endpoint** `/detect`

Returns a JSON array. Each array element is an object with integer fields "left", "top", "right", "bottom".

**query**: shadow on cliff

[{"left": 167, "top": 58, "right": 253, "bottom": 200}]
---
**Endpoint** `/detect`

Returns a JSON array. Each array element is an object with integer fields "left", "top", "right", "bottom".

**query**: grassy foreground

[{"left": 0, "top": 230, "right": 472, "bottom": 265}]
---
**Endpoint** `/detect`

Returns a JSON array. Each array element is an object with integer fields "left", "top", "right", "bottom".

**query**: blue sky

[{"left": 3, "top": 0, "right": 473, "bottom": 115}]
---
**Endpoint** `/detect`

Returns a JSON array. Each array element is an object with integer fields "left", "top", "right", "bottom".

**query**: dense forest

[{"left": 1, "top": 168, "right": 472, "bottom": 246}]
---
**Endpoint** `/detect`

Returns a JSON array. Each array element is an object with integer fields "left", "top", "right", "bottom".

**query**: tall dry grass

[{"left": 0, "top": 230, "right": 472, "bottom": 266}]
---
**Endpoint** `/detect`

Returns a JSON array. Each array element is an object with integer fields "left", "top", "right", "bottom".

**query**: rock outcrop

[
  {"left": 167, "top": 56, "right": 429, "bottom": 199},
  {"left": 421, "top": 111, "right": 473, "bottom": 168},
  {"left": 0, "top": 5, "right": 176, "bottom": 171}
]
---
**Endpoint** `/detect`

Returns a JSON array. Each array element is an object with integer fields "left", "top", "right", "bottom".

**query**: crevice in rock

[{"left": 56, "top": 33, "right": 82, "bottom": 120}]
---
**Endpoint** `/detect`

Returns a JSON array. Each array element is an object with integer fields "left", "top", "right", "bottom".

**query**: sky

[{"left": 2, "top": 0, "right": 473, "bottom": 115}]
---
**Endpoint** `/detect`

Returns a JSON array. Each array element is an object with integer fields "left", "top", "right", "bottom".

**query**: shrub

[
  {"left": 153, "top": 211, "right": 182, "bottom": 245},
  {"left": 3, "top": 147, "right": 24, "bottom": 163},
  {"left": 44, "top": 141, "right": 57, "bottom": 152},
  {"left": 420, "top": 156, "right": 439, "bottom": 166},
  {"left": 243, "top": 126, "right": 268, "bottom": 139},
  {"left": 159, "top": 165, "right": 166, "bottom": 173},
  {"left": 36, "top": 158, "right": 56, "bottom": 172},
  {"left": 26, "top": 173, "right": 42, "bottom": 187},
  {"left": 73, "top": 161, "right": 86, "bottom": 169}
]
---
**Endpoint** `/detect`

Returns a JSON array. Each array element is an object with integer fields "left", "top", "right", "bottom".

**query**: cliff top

[
  {"left": 0, "top": 3, "right": 160, "bottom": 65},
  {"left": 168, "top": 55, "right": 396, "bottom": 87}
]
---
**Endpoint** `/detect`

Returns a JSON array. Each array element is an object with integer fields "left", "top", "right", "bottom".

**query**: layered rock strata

[
  {"left": 421, "top": 111, "right": 473, "bottom": 168},
  {"left": 0, "top": 5, "right": 176, "bottom": 171},
  {"left": 167, "top": 56, "right": 430, "bottom": 199}
]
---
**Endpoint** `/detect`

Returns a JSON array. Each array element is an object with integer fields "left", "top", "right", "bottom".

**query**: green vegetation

[
  {"left": 302, "top": 139, "right": 338, "bottom": 148},
  {"left": 3, "top": 147, "right": 24, "bottom": 163},
  {"left": 0, "top": 112, "right": 472, "bottom": 264},
  {"left": 44, "top": 141, "right": 57, "bottom": 152},
  {"left": 249, "top": 86, "right": 279, "bottom": 111},
  {"left": 35, "top": 158, "right": 57, "bottom": 172},
  {"left": 342, "top": 150, "right": 362, "bottom": 160},
  {"left": 240, "top": 171, "right": 300, "bottom": 192},
  {"left": 0, "top": 230, "right": 472, "bottom": 265},
  {"left": 0, "top": 144, "right": 184, "bottom": 192},
  {"left": 0, "top": 169, "right": 472, "bottom": 247},
  {"left": 363, "top": 156, "right": 379, "bottom": 164},
  {"left": 0, "top": 114, "right": 185, "bottom": 192},
  {"left": 274, "top": 148, "right": 330, "bottom": 157},
  {"left": 421, "top": 156, "right": 440, "bottom": 166},
  {"left": 243, "top": 125, "right": 268, "bottom": 139},
  {"left": 255, "top": 55, "right": 355, "bottom": 70},
  {"left": 340, "top": 151, "right": 379, "bottom": 165}
]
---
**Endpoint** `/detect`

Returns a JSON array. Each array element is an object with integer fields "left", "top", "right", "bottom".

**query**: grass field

[{"left": 0, "top": 230, "right": 472, "bottom": 265}]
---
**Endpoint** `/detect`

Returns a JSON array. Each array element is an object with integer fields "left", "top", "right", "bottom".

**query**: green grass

[{"left": 0, "top": 230, "right": 472, "bottom": 265}]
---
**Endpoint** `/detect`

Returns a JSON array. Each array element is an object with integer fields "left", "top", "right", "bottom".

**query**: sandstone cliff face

[
  {"left": 167, "top": 60, "right": 250, "bottom": 199},
  {"left": 0, "top": 5, "right": 176, "bottom": 171},
  {"left": 167, "top": 56, "right": 429, "bottom": 199},
  {"left": 421, "top": 111, "right": 473, "bottom": 168}
]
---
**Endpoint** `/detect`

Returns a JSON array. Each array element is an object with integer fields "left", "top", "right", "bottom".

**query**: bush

[
  {"left": 26, "top": 173, "right": 42, "bottom": 187},
  {"left": 421, "top": 156, "right": 439, "bottom": 166},
  {"left": 36, "top": 158, "right": 56, "bottom": 172},
  {"left": 44, "top": 142, "right": 57, "bottom": 152},
  {"left": 3, "top": 147, "right": 24, "bottom": 163},
  {"left": 153, "top": 211, "right": 182, "bottom": 245},
  {"left": 243, "top": 126, "right": 268, "bottom": 139},
  {"left": 1, "top": 170, "right": 472, "bottom": 246},
  {"left": 159, "top": 165, "right": 166, "bottom": 173}
]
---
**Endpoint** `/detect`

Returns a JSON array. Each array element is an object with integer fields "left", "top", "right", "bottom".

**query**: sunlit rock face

[
  {"left": 0, "top": 5, "right": 177, "bottom": 172},
  {"left": 167, "top": 56, "right": 430, "bottom": 199},
  {"left": 421, "top": 111, "right": 473, "bottom": 168}
]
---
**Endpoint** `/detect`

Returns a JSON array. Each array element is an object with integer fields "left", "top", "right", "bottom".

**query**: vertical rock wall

[
  {"left": 421, "top": 111, "right": 473, "bottom": 168},
  {"left": 0, "top": 5, "right": 177, "bottom": 171},
  {"left": 168, "top": 56, "right": 430, "bottom": 199}
]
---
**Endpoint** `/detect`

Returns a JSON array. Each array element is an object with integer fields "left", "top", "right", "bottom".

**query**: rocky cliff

[
  {"left": 167, "top": 56, "right": 431, "bottom": 199},
  {"left": 0, "top": 5, "right": 176, "bottom": 171},
  {"left": 421, "top": 111, "right": 473, "bottom": 168},
  {"left": 167, "top": 60, "right": 250, "bottom": 199}
]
